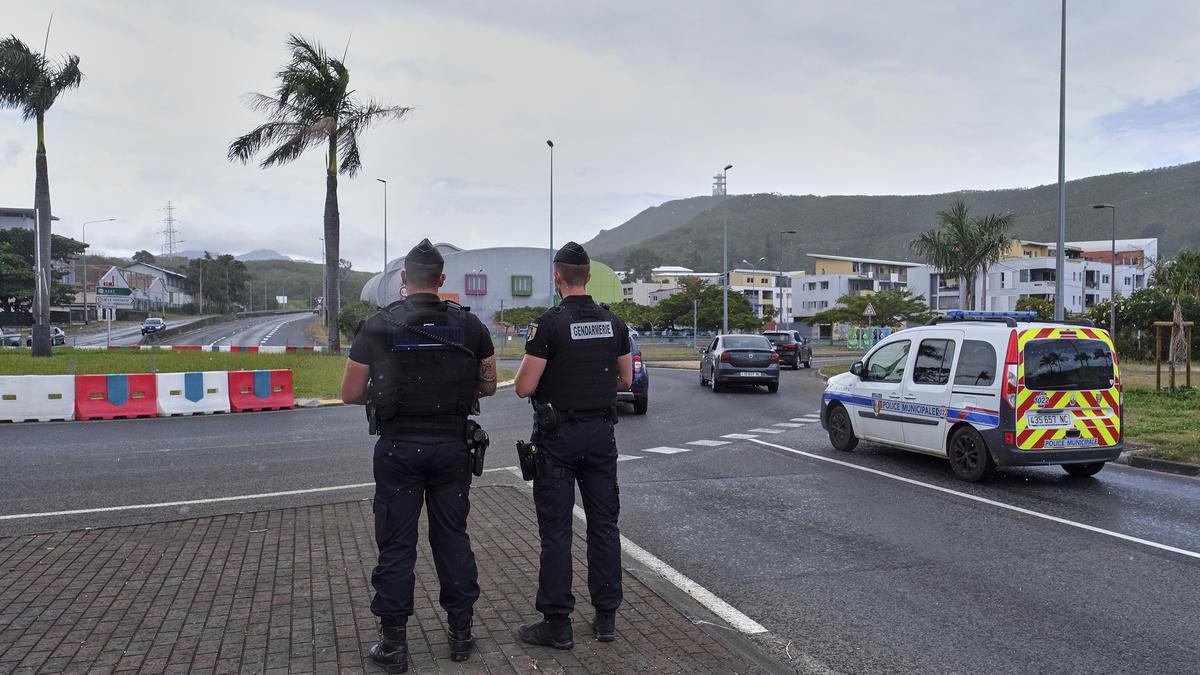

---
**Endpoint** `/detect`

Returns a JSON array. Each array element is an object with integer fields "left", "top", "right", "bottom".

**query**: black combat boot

[
  {"left": 517, "top": 614, "right": 574, "bottom": 650},
  {"left": 592, "top": 610, "right": 616, "bottom": 642},
  {"left": 368, "top": 624, "right": 409, "bottom": 673},
  {"left": 447, "top": 611, "right": 475, "bottom": 662}
]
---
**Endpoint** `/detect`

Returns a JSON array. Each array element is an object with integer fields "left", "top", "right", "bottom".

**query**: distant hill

[
  {"left": 174, "top": 248, "right": 293, "bottom": 262},
  {"left": 242, "top": 259, "right": 373, "bottom": 307},
  {"left": 593, "top": 161, "right": 1200, "bottom": 273},
  {"left": 584, "top": 196, "right": 721, "bottom": 259}
]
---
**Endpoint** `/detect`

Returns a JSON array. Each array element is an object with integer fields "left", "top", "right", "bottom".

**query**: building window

[
  {"left": 1020, "top": 269, "right": 1030, "bottom": 283},
  {"left": 465, "top": 273, "right": 488, "bottom": 296},
  {"left": 1000, "top": 272, "right": 1005, "bottom": 287},
  {"left": 511, "top": 275, "right": 533, "bottom": 297},
  {"left": 808, "top": 282, "right": 816, "bottom": 291},
  {"left": 852, "top": 262, "right": 861, "bottom": 273},
  {"left": 820, "top": 281, "right": 829, "bottom": 290}
]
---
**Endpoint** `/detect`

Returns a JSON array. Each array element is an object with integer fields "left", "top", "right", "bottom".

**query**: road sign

[
  {"left": 96, "top": 267, "right": 134, "bottom": 308},
  {"left": 863, "top": 303, "right": 877, "bottom": 318}
]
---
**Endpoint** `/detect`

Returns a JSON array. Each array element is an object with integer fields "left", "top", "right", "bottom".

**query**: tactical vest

[
  {"left": 369, "top": 299, "right": 478, "bottom": 439},
  {"left": 535, "top": 300, "right": 620, "bottom": 411}
]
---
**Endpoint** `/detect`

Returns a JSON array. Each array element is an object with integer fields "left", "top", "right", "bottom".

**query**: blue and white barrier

[{"left": 156, "top": 371, "right": 230, "bottom": 416}]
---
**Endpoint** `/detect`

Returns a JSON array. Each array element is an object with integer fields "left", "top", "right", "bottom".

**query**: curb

[{"left": 1128, "top": 454, "right": 1200, "bottom": 477}]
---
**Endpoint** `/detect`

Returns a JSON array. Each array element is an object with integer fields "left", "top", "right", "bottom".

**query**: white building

[
  {"left": 791, "top": 254, "right": 921, "bottom": 336},
  {"left": 621, "top": 280, "right": 678, "bottom": 305},
  {"left": 123, "top": 262, "right": 193, "bottom": 306},
  {"left": 908, "top": 238, "right": 1156, "bottom": 314},
  {"left": 0, "top": 207, "right": 58, "bottom": 231}
]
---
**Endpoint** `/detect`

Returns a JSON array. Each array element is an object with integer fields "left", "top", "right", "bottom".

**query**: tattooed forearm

[{"left": 477, "top": 356, "right": 498, "bottom": 397}]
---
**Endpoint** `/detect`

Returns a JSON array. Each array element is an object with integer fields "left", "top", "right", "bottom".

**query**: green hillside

[
  {"left": 584, "top": 195, "right": 721, "bottom": 258},
  {"left": 595, "top": 161, "right": 1200, "bottom": 272},
  {"left": 242, "top": 259, "right": 374, "bottom": 308}
]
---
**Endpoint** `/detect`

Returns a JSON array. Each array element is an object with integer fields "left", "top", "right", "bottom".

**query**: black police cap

[
  {"left": 554, "top": 241, "right": 589, "bottom": 265},
  {"left": 406, "top": 238, "right": 444, "bottom": 265}
]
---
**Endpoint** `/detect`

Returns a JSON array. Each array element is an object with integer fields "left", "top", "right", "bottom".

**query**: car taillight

[
  {"left": 770, "top": 352, "right": 780, "bottom": 364},
  {"left": 720, "top": 352, "right": 731, "bottom": 363},
  {"left": 785, "top": 343, "right": 797, "bottom": 350},
  {"left": 633, "top": 354, "right": 643, "bottom": 373},
  {"left": 1002, "top": 329, "right": 1019, "bottom": 410}
]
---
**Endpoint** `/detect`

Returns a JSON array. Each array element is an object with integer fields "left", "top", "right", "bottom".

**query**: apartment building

[
  {"left": 791, "top": 254, "right": 920, "bottom": 329},
  {"left": 909, "top": 238, "right": 1156, "bottom": 314}
]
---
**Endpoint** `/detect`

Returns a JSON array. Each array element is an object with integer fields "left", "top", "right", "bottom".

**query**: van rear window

[{"left": 1023, "top": 339, "right": 1115, "bottom": 391}]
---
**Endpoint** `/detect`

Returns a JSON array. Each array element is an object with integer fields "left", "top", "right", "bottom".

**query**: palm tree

[
  {"left": 0, "top": 31, "right": 83, "bottom": 356},
  {"left": 228, "top": 34, "right": 410, "bottom": 351},
  {"left": 910, "top": 200, "right": 1014, "bottom": 310},
  {"left": 1151, "top": 248, "right": 1200, "bottom": 389}
]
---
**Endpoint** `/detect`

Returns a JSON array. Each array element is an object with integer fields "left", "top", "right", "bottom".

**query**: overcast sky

[{"left": 3, "top": 0, "right": 1199, "bottom": 271}]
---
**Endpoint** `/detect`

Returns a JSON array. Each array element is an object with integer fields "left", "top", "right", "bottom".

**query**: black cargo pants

[
  {"left": 370, "top": 437, "right": 480, "bottom": 626},
  {"left": 531, "top": 417, "right": 623, "bottom": 618}
]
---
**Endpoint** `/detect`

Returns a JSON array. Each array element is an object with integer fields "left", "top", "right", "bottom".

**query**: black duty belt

[{"left": 562, "top": 407, "right": 612, "bottom": 421}]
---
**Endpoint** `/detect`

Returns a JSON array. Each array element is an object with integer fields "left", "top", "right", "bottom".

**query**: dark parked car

[
  {"left": 699, "top": 334, "right": 780, "bottom": 393},
  {"left": 763, "top": 330, "right": 812, "bottom": 369},
  {"left": 141, "top": 318, "right": 167, "bottom": 335},
  {"left": 617, "top": 336, "right": 649, "bottom": 414}
]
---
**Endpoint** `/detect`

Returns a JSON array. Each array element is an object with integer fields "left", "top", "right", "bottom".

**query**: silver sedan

[{"left": 698, "top": 334, "right": 781, "bottom": 393}]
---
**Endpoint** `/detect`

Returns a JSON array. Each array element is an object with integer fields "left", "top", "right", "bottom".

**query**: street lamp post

[
  {"left": 1092, "top": 204, "right": 1117, "bottom": 335},
  {"left": 80, "top": 218, "right": 116, "bottom": 324},
  {"left": 779, "top": 229, "right": 797, "bottom": 327},
  {"left": 1054, "top": 0, "right": 1068, "bottom": 321},
  {"left": 721, "top": 164, "right": 733, "bottom": 333},
  {"left": 547, "top": 140, "right": 555, "bottom": 303},
  {"left": 376, "top": 178, "right": 388, "bottom": 307}
]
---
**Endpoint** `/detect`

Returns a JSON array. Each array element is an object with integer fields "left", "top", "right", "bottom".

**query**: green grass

[
  {"left": 818, "top": 361, "right": 854, "bottom": 380},
  {"left": 0, "top": 349, "right": 514, "bottom": 401},
  {"left": 1123, "top": 388, "right": 1200, "bottom": 465}
]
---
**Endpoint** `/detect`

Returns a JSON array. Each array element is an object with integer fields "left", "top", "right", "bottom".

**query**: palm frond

[
  {"left": 51, "top": 54, "right": 82, "bottom": 94},
  {"left": 227, "top": 120, "right": 304, "bottom": 163},
  {"left": 338, "top": 134, "right": 362, "bottom": 177}
]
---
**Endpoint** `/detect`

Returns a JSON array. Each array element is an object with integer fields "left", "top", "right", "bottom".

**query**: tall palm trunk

[
  {"left": 32, "top": 112, "right": 53, "bottom": 357},
  {"left": 1169, "top": 300, "right": 1186, "bottom": 390},
  {"left": 323, "top": 135, "right": 341, "bottom": 352}
]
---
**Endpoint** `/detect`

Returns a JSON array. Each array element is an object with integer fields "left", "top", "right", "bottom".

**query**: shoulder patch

[
  {"left": 527, "top": 322, "right": 538, "bottom": 341},
  {"left": 570, "top": 321, "right": 615, "bottom": 340}
]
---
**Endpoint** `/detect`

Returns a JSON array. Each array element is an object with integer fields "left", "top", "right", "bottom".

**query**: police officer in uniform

[
  {"left": 341, "top": 238, "right": 498, "bottom": 672},
  {"left": 514, "top": 241, "right": 634, "bottom": 648}
]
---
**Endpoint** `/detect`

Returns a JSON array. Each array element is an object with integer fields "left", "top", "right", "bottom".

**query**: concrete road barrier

[
  {"left": 0, "top": 375, "right": 75, "bottom": 422},
  {"left": 156, "top": 371, "right": 230, "bottom": 416}
]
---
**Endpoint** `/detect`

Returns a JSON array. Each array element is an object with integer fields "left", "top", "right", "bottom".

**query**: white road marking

[
  {"left": 503, "top": 465, "right": 768, "bottom": 635},
  {"left": 747, "top": 428, "right": 784, "bottom": 434},
  {"left": 639, "top": 446, "right": 691, "bottom": 455},
  {"left": 801, "top": 414, "right": 821, "bottom": 419},
  {"left": 576, "top": 503, "right": 768, "bottom": 635},
  {"left": 773, "top": 422, "right": 806, "bottom": 428},
  {"left": 721, "top": 433, "right": 758, "bottom": 440},
  {"left": 749, "top": 438, "right": 1200, "bottom": 562},
  {"left": 617, "top": 454, "right": 644, "bottom": 462},
  {"left": 790, "top": 418, "right": 812, "bottom": 423},
  {"left": 686, "top": 439, "right": 730, "bottom": 447},
  {"left": 0, "top": 482, "right": 375, "bottom": 521}
]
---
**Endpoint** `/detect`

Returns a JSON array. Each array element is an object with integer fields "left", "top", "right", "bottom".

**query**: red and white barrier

[
  {"left": 0, "top": 375, "right": 75, "bottom": 422},
  {"left": 156, "top": 371, "right": 230, "bottom": 416},
  {"left": 227, "top": 369, "right": 295, "bottom": 412},
  {"left": 75, "top": 374, "right": 158, "bottom": 420}
]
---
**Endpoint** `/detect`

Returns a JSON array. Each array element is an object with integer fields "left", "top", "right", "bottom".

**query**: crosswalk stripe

[
  {"left": 640, "top": 446, "right": 692, "bottom": 455},
  {"left": 747, "top": 428, "right": 784, "bottom": 434},
  {"left": 617, "top": 454, "right": 643, "bottom": 462},
  {"left": 773, "top": 422, "right": 806, "bottom": 428},
  {"left": 721, "top": 433, "right": 758, "bottom": 440},
  {"left": 686, "top": 439, "right": 730, "bottom": 447}
]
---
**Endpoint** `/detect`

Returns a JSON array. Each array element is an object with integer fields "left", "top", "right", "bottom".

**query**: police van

[{"left": 821, "top": 310, "right": 1123, "bottom": 482}]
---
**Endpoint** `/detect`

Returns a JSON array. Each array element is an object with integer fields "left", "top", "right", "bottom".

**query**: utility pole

[
  {"left": 198, "top": 264, "right": 204, "bottom": 315},
  {"left": 1054, "top": 0, "right": 1068, "bottom": 321},
  {"left": 693, "top": 299, "right": 699, "bottom": 349},
  {"left": 377, "top": 178, "right": 388, "bottom": 307},
  {"left": 547, "top": 140, "right": 555, "bottom": 304},
  {"left": 721, "top": 164, "right": 733, "bottom": 334}
]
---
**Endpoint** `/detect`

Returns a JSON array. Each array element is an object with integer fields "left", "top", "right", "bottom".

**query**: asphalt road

[
  {"left": 158, "top": 311, "right": 317, "bottom": 347},
  {"left": 69, "top": 315, "right": 216, "bottom": 347},
  {"left": 2, "top": 366, "right": 1197, "bottom": 673}
]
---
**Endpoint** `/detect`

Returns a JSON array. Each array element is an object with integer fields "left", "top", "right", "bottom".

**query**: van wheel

[
  {"left": 633, "top": 397, "right": 648, "bottom": 415},
  {"left": 766, "top": 382, "right": 779, "bottom": 393},
  {"left": 710, "top": 375, "right": 722, "bottom": 393},
  {"left": 827, "top": 405, "right": 857, "bottom": 452},
  {"left": 948, "top": 426, "right": 995, "bottom": 482},
  {"left": 1062, "top": 462, "right": 1105, "bottom": 477}
]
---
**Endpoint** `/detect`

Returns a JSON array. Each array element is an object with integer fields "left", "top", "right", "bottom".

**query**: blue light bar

[{"left": 945, "top": 310, "right": 1038, "bottom": 320}]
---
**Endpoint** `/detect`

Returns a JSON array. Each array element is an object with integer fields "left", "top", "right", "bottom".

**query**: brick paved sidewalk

[{"left": 0, "top": 486, "right": 760, "bottom": 674}]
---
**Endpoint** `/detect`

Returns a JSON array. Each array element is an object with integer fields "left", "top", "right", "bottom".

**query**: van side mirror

[
  {"left": 698, "top": 348, "right": 707, "bottom": 354},
  {"left": 850, "top": 361, "right": 865, "bottom": 378}
]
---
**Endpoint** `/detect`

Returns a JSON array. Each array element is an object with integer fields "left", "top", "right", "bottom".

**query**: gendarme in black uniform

[
  {"left": 519, "top": 241, "right": 631, "bottom": 648},
  {"left": 349, "top": 239, "right": 493, "bottom": 671}
]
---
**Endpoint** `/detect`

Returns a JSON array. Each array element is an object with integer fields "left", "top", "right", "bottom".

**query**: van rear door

[{"left": 1016, "top": 328, "right": 1121, "bottom": 451}]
